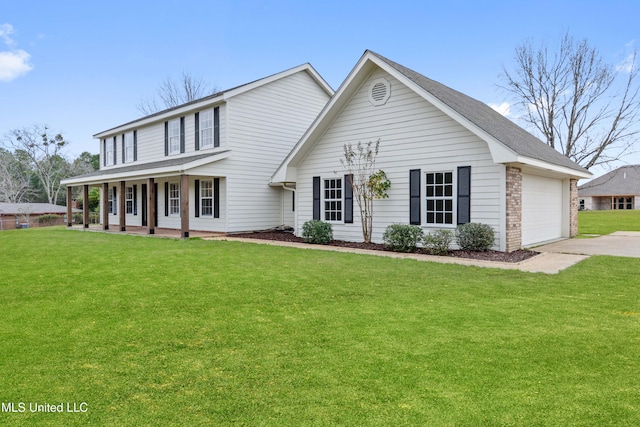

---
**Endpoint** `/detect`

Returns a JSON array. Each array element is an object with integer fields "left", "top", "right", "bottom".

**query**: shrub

[
  {"left": 423, "top": 229, "right": 454, "bottom": 255},
  {"left": 301, "top": 220, "right": 333, "bottom": 244},
  {"left": 456, "top": 223, "right": 495, "bottom": 251},
  {"left": 37, "top": 214, "right": 63, "bottom": 225},
  {"left": 383, "top": 224, "right": 424, "bottom": 253}
]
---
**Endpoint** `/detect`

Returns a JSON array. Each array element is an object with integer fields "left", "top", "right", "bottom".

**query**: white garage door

[{"left": 522, "top": 174, "right": 564, "bottom": 246}]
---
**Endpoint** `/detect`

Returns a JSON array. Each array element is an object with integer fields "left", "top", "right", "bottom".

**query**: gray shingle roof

[
  {"left": 370, "top": 51, "right": 588, "bottom": 173},
  {"left": 0, "top": 203, "right": 80, "bottom": 214},
  {"left": 578, "top": 165, "right": 640, "bottom": 196},
  {"left": 66, "top": 151, "right": 229, "bottom": 181}
]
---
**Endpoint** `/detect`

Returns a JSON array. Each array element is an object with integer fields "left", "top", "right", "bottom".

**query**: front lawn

[
  {"left": 579, "top": 209, "right": 640, "bottom": 235},
  {"left": 1, "top": 228, "right": 639, "bottom": 426}
]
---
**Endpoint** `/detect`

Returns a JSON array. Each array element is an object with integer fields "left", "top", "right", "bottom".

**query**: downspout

[{"left": 276, "top": 182, "right": 296, "bottom": 227}]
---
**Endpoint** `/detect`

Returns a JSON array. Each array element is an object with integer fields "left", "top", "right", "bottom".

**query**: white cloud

[
  {"left": 489, "top": 102, "right": 511, "bottom": 116},
  {"left": 616, "top": 40, "right": 636, "bottom": 73},
  {"left": 0, "top": 23, "right": 33, "bottom": 82}
]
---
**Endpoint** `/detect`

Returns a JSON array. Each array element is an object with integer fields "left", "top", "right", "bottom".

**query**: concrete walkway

[
  {"left": 206, "top": 236, "right": 588, "bottom": 275},
  {"left": 535, "top": 231, "right": 640, "bottom": 258}
]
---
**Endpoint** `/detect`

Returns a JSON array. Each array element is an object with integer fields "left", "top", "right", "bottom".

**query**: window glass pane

[{"left": 425, "top": 171, "right": 454, "bottom": 225}]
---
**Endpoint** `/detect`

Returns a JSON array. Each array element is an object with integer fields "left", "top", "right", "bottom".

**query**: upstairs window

[
  {"left": 324, "top": 178, "right": 342, "bottom": 221},
  {"left": 124, "top": 132, "right": 134, "bottom": 163},
  {"left": 425, "top": 171, "right": 453, "bottom": 225},
  {"left": 105, "top": 140, "right": 114, "bottom": 166},
  {"left": 168, "top": 119, "right": 180, "bottom": 154},
  {"left": 200, "top": 109, "right": 214, "bottom": 148}
]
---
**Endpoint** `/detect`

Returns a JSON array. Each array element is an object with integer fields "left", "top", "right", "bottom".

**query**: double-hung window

[
  {"left": 125, "top": 187, "right": 134, "bottom": 214},
  {"left": 324, "top": 178, "right": 342, "bottom": 221},
  {"left": 425, "top": 171, "right": 453, "bottom": 225},
  {"left": 199, "top": 109, "right": 214, "bottom": 149},
  {"left": 108, "top": 187, "right": 114, "bottom": 214},
  {"left": 200, "top": 180, "right": 213, "bottom": 216},
  {"left": 124, "top": 132, "right": 134, "bottom": 163},
  {"left": 169, "top": 183, "right": 180, "bottom": 215},
  {"left": 105, "top": 140, "right": 114, "bottom": 166},
  {"left": 168, "top": 119, "right": 180, "bottom": 154}
]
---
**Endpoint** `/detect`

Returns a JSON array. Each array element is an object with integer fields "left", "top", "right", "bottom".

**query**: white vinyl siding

[
  {"left": 295, "top": 68, "right": 502, "bottom": 246},
  {"left": 223, "top": 70, "right": 331, "bottom": 232}
]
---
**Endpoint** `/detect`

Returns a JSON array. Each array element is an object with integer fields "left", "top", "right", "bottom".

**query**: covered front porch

[{"left": 61, "top": 152, "right": 229, "bottom": 238}]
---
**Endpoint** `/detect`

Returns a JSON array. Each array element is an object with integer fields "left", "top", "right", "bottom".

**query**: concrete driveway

[{"left": 535, "top": 231, "right": 640, "bottom": 258}]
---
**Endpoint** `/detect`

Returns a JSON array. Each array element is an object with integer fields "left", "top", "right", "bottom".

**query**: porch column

[
  {"left": 147, "top": 178, "right": 156, "bottom": 234},
  {"left": 119, "top": 180, "right": 126, "bottom": 231},
  {"left": 66, "top": 186, "right": 73, "bottom": 227},
  {"left": 180, "top": 174, "right": 189, "bottom": 238},
  {"left": 102, "top": 183, "right": 109, "bottom": 230},
  {"left": 83, "top": 185, "right": 90, "bottom": 228}
]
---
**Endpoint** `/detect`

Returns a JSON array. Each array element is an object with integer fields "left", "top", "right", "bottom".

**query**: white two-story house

[{"left": 62, "top": 64, "right": 333, "bottom": 237}]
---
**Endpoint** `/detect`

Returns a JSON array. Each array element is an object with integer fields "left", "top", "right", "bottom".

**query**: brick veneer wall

[
  {"left": 505, "top": 166, "right": 522, "bottom": 252},
  {"left": 570, "top": 178, "right": 578, "bottom": 237}
]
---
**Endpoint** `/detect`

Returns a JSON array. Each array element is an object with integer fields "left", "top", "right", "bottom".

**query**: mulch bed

[{"left": 228, "top": 230, "right": 538, "bottom": 263}]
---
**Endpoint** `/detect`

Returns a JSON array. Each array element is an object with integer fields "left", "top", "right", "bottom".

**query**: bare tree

[
  {"left": 137, "top": 72, "right": 218, "bottom": 115},
  {"left": 499, "top": 33, "right": 640, "bottom": 169},
  {"left": 0, "top": 148, "right": 32, "bottom": 202},
  {"left": 2, "top": 126, "right": 70, "bottom": 204},
  {"left": 340, "top": 139, "right": 391, "bottom": 243}
]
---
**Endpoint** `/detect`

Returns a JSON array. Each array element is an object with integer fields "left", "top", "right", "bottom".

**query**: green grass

[
  {"left": 1, "top": 228, "right": 639, "bottom": 426},
  {"left": 579, "top": 209, "right": 640, "bottom": 235}
]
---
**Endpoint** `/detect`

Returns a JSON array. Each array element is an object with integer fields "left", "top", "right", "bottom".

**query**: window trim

[
  {"left": 200, "top": 179, "right": 214, "bottom": 217},
  {"left": 199, "top": 109, "right": 214, "bottom": 149},
  {"left": 168, "top": 182, "right": 180, "bottom": 216},
  {"left": 424, "top": 170, "right": 455, "bottom": 226},
  {"left": 323, "top": 177, "right": 343, "bottom": 222},
  {"left": 168, "top": 119, "right": 181, "bottom": 155},
  {"left": 124, "top": 132, "right": 134, "bottom": 163},
  {"left": 105, "top": 140, "right": 114, "bottom": 166},
  {"left": 125, "top": 186, "right": 134, "bottom": 214}
]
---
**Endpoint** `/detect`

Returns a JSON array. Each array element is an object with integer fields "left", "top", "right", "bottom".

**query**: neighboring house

[
  {"left": 61, "top": 64, "right": 333, "bottom": 236},
  {"left": 578, "top": 165, "right": 640, "bottom": 210},
  {"left": 271, "top": 50, "right": 592, "bottom": 251},
  {"left": 0, "top": 202, "right": 79, "bottom": 230}
]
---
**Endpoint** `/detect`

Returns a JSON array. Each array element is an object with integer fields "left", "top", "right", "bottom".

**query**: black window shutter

[
  {"left": 292, "top": 191, "right": 295, "bottom": 212},
  {"left": 194, "top": 179, "right": 200, "bottom": 218},
  {"left": 213, "top": 178, "right": 220, "bottom": 218},
  {"left": 164, "top": 182, "right": 169, "bottom": 216},
  {"left": 121, "top": 134, "right": 125, "bottom": 163},
  {"left": 457, "top": 166, "right": 471, "bottom": 225},
  {"left": 133, "top": 130, "right": 137, "bottom": 161},
  {"left": 133, "top": 184, "right": 138, "bottom": 215},
  {"left": 344, "top": 174, "right": 353, "bottom": 223},
  {"left": 164, "top": 121, "right": 169, "bottom": 156},
  {"left": 103, "top": 139, "right": 106, "bottom": 166},
  {"left": 113, "top": 186, "right": 117, "bottom": 215},
  {"left": 213, "top": 106, "right": 220, "bottom": 147},
  {"left": 194, "top": 112, "right": 200, "bottom": 151},
  {"left": 180, "top": 117, "right": 185, "bottom": 153},
  {"left": 312, "top": 176, "right": 321, "bottom": 220},
  {"left": 409, "top": 169, "right": 421, "bottom": 225},
  {"left": 113, "top": 137, "right": 117, "bottom": 165}
]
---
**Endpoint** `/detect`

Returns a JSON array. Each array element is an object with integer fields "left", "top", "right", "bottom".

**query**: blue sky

[{"left": 2, "top": 0, "right": 639, "bottom": 176}]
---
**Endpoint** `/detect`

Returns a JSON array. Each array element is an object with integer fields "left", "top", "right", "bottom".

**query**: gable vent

[{"left": 368, "top": 78, "right": 391, "bottom": 106}]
